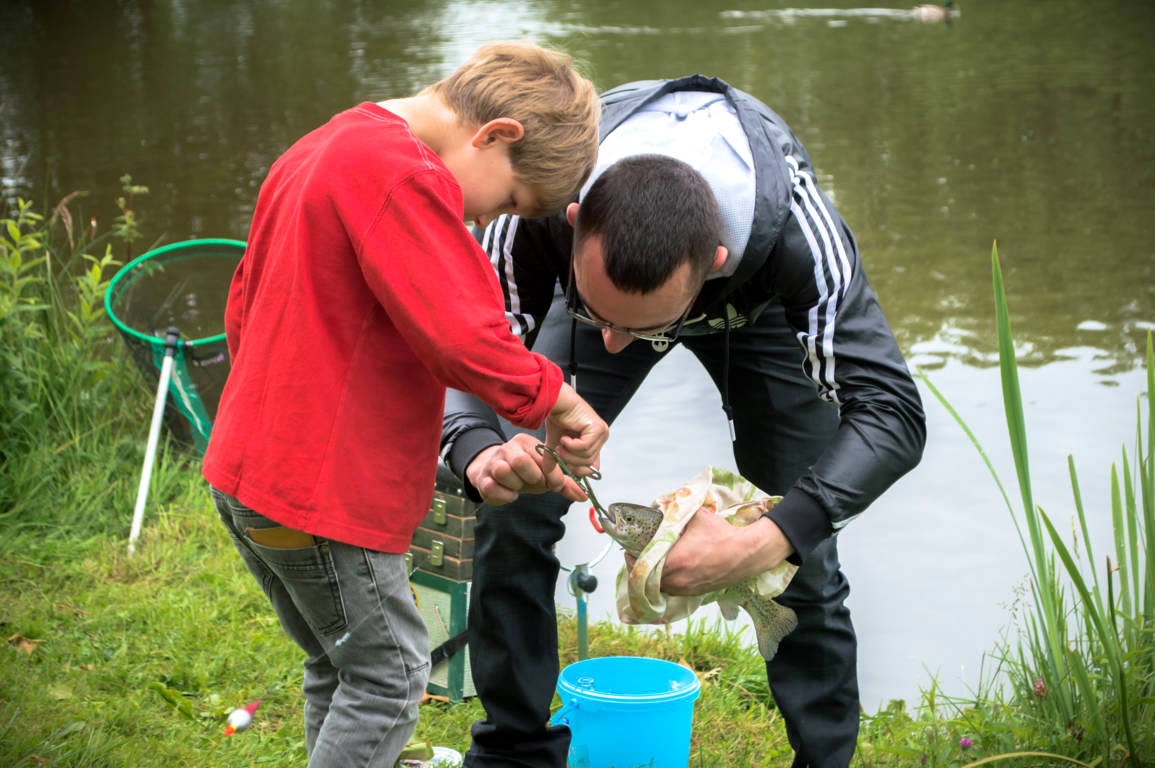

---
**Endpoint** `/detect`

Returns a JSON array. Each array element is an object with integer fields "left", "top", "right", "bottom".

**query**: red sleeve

[{"left": 351, "top": 168, "right": 562, "bottom": 429}]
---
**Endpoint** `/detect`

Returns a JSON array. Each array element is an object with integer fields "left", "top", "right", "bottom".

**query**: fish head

[{"left": 601, "top": 502, "right": 664, "bottom": 555}]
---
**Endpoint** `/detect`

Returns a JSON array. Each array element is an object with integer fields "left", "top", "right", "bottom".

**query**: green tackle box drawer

[
  {"left": 411, "top": 528, "right": 475, "bottom": 560},
  {"left": 409, "top": 544, "right": 473, "bottom": 581},
  {"left": 415, "top": 509, "right": 475, "bottom": 540},
  {"left": 416, "top": 467, "right": 477, "bottom": 538},
  {"left": 409, "top": 465, "right": 477, "bottom": 580}
]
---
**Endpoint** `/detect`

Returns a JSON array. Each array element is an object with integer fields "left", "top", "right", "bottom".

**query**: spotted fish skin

[
  {"left": 604, "top": 501, "right": 798, "bottom": 661},
  {"left": 603, "top": 503, "right": 664, "bottom": 556}
]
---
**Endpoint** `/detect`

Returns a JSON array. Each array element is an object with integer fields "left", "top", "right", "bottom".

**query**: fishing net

[{"left": 105, "top": 239, "right": 245, "bottom": 453}]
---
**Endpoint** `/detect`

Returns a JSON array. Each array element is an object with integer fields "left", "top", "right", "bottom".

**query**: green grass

[
  {"left": 3, "top": 496, "right": 1137, "bottom": 767},
  {"left": 0, "top": 492, "right": 794, "bottom": 766},
  {"left": 3, "top": 195, "right": 1152, "bottom": 767},
  {"left": 1, "top": 500, "right": 306, "bottom": 767}
]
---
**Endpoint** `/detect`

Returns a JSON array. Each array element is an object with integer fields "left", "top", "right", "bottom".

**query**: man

[{"left": 441, "top": 75, "right": 927, "bottom": 767}]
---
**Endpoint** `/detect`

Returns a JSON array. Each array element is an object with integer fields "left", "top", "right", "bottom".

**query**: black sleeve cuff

[
  {"left": 446, "top": 428, "right": 506, "bottom": 503},
  {"left": 763, "top": 488, "right": 831, "bottom": 565}
]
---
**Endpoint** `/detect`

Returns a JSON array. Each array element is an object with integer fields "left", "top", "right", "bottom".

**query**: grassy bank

[
  {"left": 3, "top": 196, "right": 1152, "bottom": 766},
  {"left": 2, "top": 487, "right": 1146, "bottom": 767},
  {"left": 0, "top": 498, "right": 799, "bottom": 766}
]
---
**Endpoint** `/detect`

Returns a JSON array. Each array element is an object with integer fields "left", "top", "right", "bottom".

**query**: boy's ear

[
  {"left": 565, "top": 202, "right": 580, "bottom": 228},
  {"left": 471, "top": 118, "right": 524, "bottom": 148}
]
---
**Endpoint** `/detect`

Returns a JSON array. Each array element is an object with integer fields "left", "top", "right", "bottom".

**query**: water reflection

[
  {"left": 721, "top": 7, "right": 957, "bottom": 23},
  {"left": 1, "top": 0, "right": 1154, "bottom": 709},
  {"left": 3, "top": 0, "right": 1150, "bottom": 370}
]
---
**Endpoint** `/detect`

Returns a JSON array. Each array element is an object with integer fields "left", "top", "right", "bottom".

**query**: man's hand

[
  {"left": 465, "top": 433, "right": 588, "bottom": 506},
  {"left": 544, "top": 382, "right": 609, "bottom": 474},
  {"left": 630, "top": 507, "right": 794, "bottom": 596}
]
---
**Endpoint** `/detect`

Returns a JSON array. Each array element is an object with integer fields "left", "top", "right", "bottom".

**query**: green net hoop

[{"left": 105, "top": 238, "right": 245, "bottom": 453}]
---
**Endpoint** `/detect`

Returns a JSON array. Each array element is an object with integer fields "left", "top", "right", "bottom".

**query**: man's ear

[
  {"left": 565, "top": 202, "right": 580, "bottom": 228},
  {"left": 471, "top": 118, "right": 524, "bottom": 148},
  {"left": 711, "top": 245, "right": 728, "bottom": 271}
]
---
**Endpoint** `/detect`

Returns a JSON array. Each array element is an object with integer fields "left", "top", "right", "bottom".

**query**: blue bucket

[{"left": 551, "top": 656, "right": 701, "bottom": 768}]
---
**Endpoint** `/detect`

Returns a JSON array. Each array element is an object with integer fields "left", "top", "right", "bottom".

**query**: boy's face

[
  {"left": 456, "top": 143, "right": 538, "bottom": 227},
  {"left": 442, "top": 119, "right": 539, "bottom": 227}
]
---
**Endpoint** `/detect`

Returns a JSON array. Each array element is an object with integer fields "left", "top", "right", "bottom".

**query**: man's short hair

[
  {"left": 575, "top": 154, "right": 721, "bottom": 293},
  {"left": 428, "top": 41, "right": 600, "bottom": 217}
]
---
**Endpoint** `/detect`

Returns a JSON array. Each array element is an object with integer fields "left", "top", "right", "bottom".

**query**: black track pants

[{"left": 463, "top": 302, "right": 858, "bottom": 768}]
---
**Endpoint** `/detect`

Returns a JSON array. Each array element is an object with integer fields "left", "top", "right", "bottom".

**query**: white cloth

[{"left": 614, "top": 466, "right": 797, "bottom": 626}]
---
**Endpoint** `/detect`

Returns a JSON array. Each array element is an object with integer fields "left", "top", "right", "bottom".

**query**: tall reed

[{"left": 918, "top": 243, "right": 1153, "bottom": 764}]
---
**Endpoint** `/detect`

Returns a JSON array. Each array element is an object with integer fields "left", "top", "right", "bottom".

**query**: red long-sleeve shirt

[{"left": 203, "top": 103, "right": 562, "bottom": 552}]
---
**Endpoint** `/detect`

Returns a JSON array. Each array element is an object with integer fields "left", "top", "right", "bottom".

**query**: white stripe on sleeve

[{"left": 785, "top": 155, "right": 848, "bottom": 406}]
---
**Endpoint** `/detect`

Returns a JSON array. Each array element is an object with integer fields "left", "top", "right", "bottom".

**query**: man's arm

[
  {"left": 658, "top": 158, "right": 926, "bottom": 594},
  {"left": 759, "top": 161, "right": 927, "bottom": 564}
]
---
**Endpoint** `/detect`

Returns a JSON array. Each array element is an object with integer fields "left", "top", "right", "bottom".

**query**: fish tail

[{"left": 747, "top": 600, "right": 799, "bottom": 661}]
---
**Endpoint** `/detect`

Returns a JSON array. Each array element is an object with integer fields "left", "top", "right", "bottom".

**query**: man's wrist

[
  {"left": 464, "top": 445, "right": 499, "bottom": 488},
  {"left": 447, "top": 428, "right": 505, "bottom": 502},
  {"left": 751, "top": 516, "right": 795, "bottom": 570},
  {"left": 762, "top": 489, "right": 829, "bottom": 565}
]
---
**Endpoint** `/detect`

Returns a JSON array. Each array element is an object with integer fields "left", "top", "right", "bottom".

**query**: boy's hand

[
  {"left": 544, "top": 383, "right": 608, "bottom": 474},
  {"left": 465, "top": 433, "right": 587, "bottom": 506}
]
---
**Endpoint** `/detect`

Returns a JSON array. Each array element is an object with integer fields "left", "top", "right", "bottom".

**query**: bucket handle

[{"left": 548, "top": 699, "right": 579, "bottom": 727}]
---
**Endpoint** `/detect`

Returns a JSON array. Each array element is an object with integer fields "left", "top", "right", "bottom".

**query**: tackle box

[{"left": 407, "top": 465, "right": 478, "bottom": 701}]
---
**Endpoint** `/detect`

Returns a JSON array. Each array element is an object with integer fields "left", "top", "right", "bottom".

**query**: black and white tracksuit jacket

[{"left": 442, "top": 75, "right": 926, "bottom": 561}]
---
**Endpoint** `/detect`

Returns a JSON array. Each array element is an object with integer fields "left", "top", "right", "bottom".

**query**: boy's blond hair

[{"left": 429, "top": 41, "right": 600, "bottom": 217}]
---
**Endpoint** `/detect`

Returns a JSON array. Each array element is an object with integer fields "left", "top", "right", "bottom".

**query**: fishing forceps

[{"left": 535, "top": 443, "right": 613, "bottom": 533}]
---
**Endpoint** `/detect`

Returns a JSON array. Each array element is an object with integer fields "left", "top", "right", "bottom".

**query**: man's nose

[{"left": 602, "top": 328, "right": 634, "bottom": 354}]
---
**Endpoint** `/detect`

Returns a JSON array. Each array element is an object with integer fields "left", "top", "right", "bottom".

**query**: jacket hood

[{"left": 597, "top": 74, "right": 806, "bottom": 309}]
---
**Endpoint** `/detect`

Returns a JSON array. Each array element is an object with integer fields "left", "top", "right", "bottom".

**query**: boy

[{"left": 203, "top": 42, "right": 607, "bottom": 767}]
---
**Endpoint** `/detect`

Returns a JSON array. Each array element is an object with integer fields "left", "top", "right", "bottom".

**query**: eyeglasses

[{"left": 563, "top": 257, "right": 697, "bottom": 344}]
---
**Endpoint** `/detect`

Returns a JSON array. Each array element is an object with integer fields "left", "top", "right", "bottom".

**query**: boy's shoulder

[
  {"left": 286, "top": 103, "right": 451, "bottom": 190},
  {"left": 318, "top": 103, "right": 421, "bottom": 157}
]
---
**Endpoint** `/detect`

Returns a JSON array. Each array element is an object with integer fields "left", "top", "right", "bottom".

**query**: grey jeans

[{"left": 212, "top": 487, "right": 429, "bottom": 767}]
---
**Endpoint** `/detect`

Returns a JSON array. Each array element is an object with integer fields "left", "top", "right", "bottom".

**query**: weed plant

[{"left": 1, "top": 183, "right": 191, "bottom": 560}]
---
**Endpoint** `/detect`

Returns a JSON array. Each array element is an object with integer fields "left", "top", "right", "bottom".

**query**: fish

[{"left": 600, "top": 499, "right": 799, "bottom": 661}]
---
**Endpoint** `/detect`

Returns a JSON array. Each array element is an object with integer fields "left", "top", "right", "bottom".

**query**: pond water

[{"left": 3, "top": 0, "right": 1153, "bottom": 711}]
